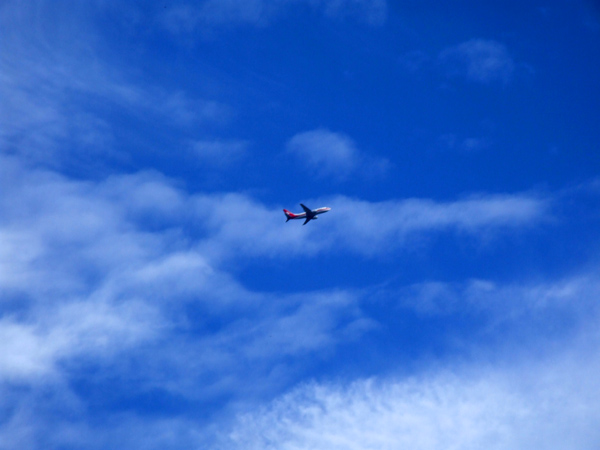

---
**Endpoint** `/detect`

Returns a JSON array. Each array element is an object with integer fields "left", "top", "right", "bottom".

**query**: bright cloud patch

[
  {"left": 226, "top": 350, "right": 600, "bottom": 450},
  {"left": 286, "top": 129, "right": 361, "bottom": 178},
  {"left": 170, "top": 192, "right": 548, "bottom": 261},
  {"left": 0, "top": 155, "right": 370, "bottom": 393},
  {"left": 317, "top": 193, "right": 547, "bottom": 255},
  {"left": 285, "top": 129, "right": 389, "bottom": 180}
]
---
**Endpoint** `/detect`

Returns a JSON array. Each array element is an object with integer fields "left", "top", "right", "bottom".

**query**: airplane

[{"left": 283, "top": 204, "right": 331, "bottom": 225}]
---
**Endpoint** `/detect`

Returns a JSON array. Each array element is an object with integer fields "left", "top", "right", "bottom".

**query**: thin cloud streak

[
  {"left": 317, "top": 193, "right": 548, "bottom": 256},
  {"left": 162, "top": 0, "right": 387, "bottom": 33},
  {"left": 188, "top": 191, "right": 548, "bottom": 262},
  {"left": 397, "top": 274, "right": 600, "bottom": 318},
  {"left": 0, "top": 2, "right": 231, "bottom": 167},
  {"left": 225, "top": 346, "right": 600, "bottom": 450}
]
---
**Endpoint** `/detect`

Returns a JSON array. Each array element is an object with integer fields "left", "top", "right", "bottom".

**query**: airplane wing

[
  {"left": 303, "top": 217, "right": 311, "bottom": 225},
  {"left": 300, "top": 203, "right": 312, "bottom": 214}
]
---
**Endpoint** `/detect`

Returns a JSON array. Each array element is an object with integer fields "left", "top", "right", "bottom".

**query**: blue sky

[{"left": 1, "top": 1, "right": 600, "bottom": 448}]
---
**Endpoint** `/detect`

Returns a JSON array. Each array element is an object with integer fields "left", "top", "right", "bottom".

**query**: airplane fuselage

[{"left": 283, "top": 204, "right": 331, "bottom": 225}]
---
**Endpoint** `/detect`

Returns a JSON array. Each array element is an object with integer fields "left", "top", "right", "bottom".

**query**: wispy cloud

[
  {"left": 2, "top": 2, "right": 598, "bottom": 448},
  {"left": 162, "top": 0, "right": 387, "bottom": 33},
  {"left": 286, "top": 129, "right": 361, "bottom": 179},
  {"left": 0, "top": 151, "right": 381, "bottom": 445},
  {"left": 0, "top": 153, "right": 550, "bottom": 387},
  {"left": 163, "top": 0, "right": 286, "bottom": 30},
  {"left": 0, "top": 2, "right": 230, "bottom": 168},
  {"left": 0, "top": 153, "right": 550, "bottom": 295},
  {"left": 388, "top": 273, "right": 600, "bottom": 356},
  {"left": 285, "top": 129, "right": 390, "bottom": 181},
  {"left": 223, "top": 269, "right": 600, "bottom": 450},
  {"left": 170, "top": 191, "right": 548, "bottom": 262},
  {"left": 1, "top": 152, "right": 597, "bottom": 448},
  {"left": 439, "top": 39, "right": 516, "bottom": 84},
  {"left": 225, "top": 345, "right": 600, "bottom": 449},
  {"left": 315, "top": 193, "right": 548, "bottom": 255},
  {"left": 0, "top": 155, "right": 369, "bottom": 390}
]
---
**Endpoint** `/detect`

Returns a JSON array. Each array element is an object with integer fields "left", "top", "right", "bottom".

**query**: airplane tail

[{"left": 283, "top": 209, "right": 295, "bottom": 222}]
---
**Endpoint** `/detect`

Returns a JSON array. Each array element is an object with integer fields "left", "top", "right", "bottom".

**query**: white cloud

[
  {"left": 286, "top": 129, "right": 360, "bottom": 178},
  {"left": 225, "top": 351, "right": 600, "bottom": 450},
  {"left": 390, "top": 272, "right": 600, "bottom": 351},
  {"left": 0, "top": 299, "right": 161, "bottom": 384},
  {"left": 177, "top": 191, "right": 548, "bottom": 263},
  {"left": 1, "top": 2, "right": 596, "bottom": 448},
  {"left": 0, "top": 154, "right": 379, "bottom": 448},
  {"left": 0, "top": 152, "right": 597, "bottom": 448},
  {"left": 0, "top": 155, "right": 371, "bottom": 391},
  {"left": 0, "top": 153, "right": 550, "bottom": 288},
  {"left": 0, "top": 2, "right": 230, "bottom": 167},
  {"left": 224, "top": 286, "right": 600, "bottom": 450},
  {"left": 286, "top": 129, "right": 389, "bottom": 180},
  {"left": 0, "top": 151, "right": 549, "bottom": 399},
  {"left": 315, "top": 193, "right": 548, "bottom": 255},
  {"left": 439, "top": 39, "right": 516, "bottom": 84},
  {"left": 0, "top": 321, "right": 58, "bottom": 382}
]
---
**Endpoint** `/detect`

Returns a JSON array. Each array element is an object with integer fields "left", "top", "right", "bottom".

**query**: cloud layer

[
  {"left": 0, "top": 153, "right": 596, "bottom": 448},
  {"left": 224, "top": 269, "right": 600, "bottom": 450},
  {"left": 226, "top": 347, "right": 600, "bottom": 450},
  {"left": 2, "top": 2, "right": 599, "bottom": 449},
  {"left": 0, "top": 151, "right": 551, "bottom": 388}
]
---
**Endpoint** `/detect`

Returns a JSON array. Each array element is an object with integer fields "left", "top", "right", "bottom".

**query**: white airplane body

[{"left": 284, "top": 204, "right": 331, "bottom": 225}]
